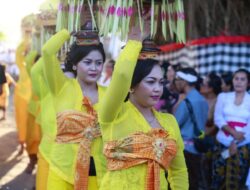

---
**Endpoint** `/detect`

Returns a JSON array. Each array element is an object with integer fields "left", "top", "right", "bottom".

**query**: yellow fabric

[
  {"left": 42, "top": 29, "right": 107, "bottom": 188},
  {"left": 47, "top": 169, "right": 98, "bottom": 190},
  {"left": 25, "top": 50, "right": 38, "bottom": 76},
  {"left": 26, "top": 50, "right": 39, "bottom": 117},
  {"left": 99, "top": 41, "right": 188, "bottom": 190},
  {"left": 14, "top": 41, "right": 32, "bottom": 143},
  {"left": 14, "top": 89, "right": 28, "bottom": 142},
  {"left": 36, "top": 152, "right": 49, "bottom": 190},
  {"left": 47, "top": 169, "right": 73, "bottom": 190},
  {"left": 55, "top": 102, "right": 100, "bottom": 190},
  {"left": 24, "top": 50, "right": 41, "bottom": 155},
  {"left": 31, "top": 57, "right": 59, "bottom": 189},
  {"left": 15, "top": 41, "right": 31, "bottom": 101},
  {"left": 0, "top": 73, "right": 14, "bottom": 108},
  {"left": 26, "top": 113, "right": 41, "bottom": 154},
  {"left": 104, "top": 129, "right": 178, "bottom": 190}
]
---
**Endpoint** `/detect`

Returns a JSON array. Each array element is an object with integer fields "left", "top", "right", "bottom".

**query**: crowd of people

[{"left": 0, "top": 28, "right": 250, "bottom": 190}]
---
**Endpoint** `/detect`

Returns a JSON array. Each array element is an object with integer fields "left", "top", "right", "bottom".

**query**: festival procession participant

[
  {"left": 14, "top": 41, "right": 32, "bottom": 155},
  {"left": 33, "top": 44, "right": 75, "bottom": 190},
  {"left": 42, "top": 29, "right": 107, "bottom": 190},
  {"left": 99, "top": 39, "right": 188, "bottom": 190},
  {"left": 30, "top": 52, "right": 59, "bottom": 190},
  {"left": 0, "top": 64, "right": 7, "bottom": 95},
  {"left": 0, "top": 64, "right": 16, "bottom": 120},
  {"left": 24, "top": 51, "right": 41, "bottom": 174}
]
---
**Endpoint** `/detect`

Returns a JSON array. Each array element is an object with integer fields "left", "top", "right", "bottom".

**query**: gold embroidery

[
  {"left": 56, "top": 97, "right": 100, "bottom": 190},
  {"left": 104, "top": 128, "right": 177, "bottom": 190}
]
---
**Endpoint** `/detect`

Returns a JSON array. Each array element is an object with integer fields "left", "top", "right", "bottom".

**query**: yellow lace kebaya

[
  {"left": 42, "top": 29, "right": 107, "bottom": 190},
  {"left": 25, "top": 51, "right": 41, "bottom": 155},
  {"left": 30, "top": 57, "right": 57, "bottom": 190},
  {"left": 99, "top": 41, "right": 188, "bottom": 190}
]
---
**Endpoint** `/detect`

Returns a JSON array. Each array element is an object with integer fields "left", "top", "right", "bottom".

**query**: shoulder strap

[{"left": 184, "top": 99, "right": 202, "bottom": 137}]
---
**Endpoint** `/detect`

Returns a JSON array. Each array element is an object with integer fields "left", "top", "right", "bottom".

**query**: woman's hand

[
  {"left": 232, "top": 131, "right": 245, "bottom": 142},
  {"left": 229, "top": 141, "right": 237, "bottom": 156}
]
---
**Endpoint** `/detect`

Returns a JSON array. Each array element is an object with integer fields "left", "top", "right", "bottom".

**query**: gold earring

[{"left": 129, "top": 89, "right": 135, "bottom": 94}]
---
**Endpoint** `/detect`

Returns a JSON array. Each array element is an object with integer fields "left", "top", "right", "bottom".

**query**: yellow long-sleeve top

[
  {"left": 99, "top": 41, "right": 188, "bottom": 190},
  {"left": 42, "top": 29, "right": 107, "bottom": 185},
  {"left": 25, "top": 51, "right": 40, "bottom": 119},
  {"left": 30, "top": 57, "right": 56, "bottom": 164},
  {"left": 15, "top": 41, "right": 31, "bottom": 101}
]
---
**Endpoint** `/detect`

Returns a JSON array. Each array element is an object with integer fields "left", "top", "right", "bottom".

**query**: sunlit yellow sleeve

[
  {"left": 30, "top": 58, "right": 43, "bottom": 98},
  {"left": 167, "top": 114, "right": 189, "bottom": 190},
  {"left": 42, "top": 29, "right": 70, "bottom": 95},
  {"left": 25, "top": 50, "right": 38, "bottom": 76},
  {"left": 15, "top": 41, "right": 28, "bottom": 70},
  {"left": 100, "top": 40, "right": 142, "bottom": 123}
]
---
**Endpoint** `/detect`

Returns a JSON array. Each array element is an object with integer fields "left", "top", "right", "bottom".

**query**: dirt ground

[{"left": 0, "top": 95, "right": 36, "bottom": 190}]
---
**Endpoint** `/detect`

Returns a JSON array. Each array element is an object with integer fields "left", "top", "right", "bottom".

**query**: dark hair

[
  {"left": 106, "top": 59, "right": 115, "bottom": 69},
  {"left": 233, "top": 68, "right": 250, "bottom": 82},
  {"left": 207, "top": 72, "right": 222, "bottom": 95},
  {"left": 35, "top": 54, "right": 41, "bottom": 63},
  {"left": 160, "top": 61, "right": 169, "bottom": 78},
  {"left": 131, "top": 59, "right": 160, "bottom": 88},
  {"left": 221, "top": 72, "right": 233, "bottom": 90},
  {"left": 125, "top": 59, "right": 160, "bottom": 101},
  {"left": 170, "top": 63, "right": 182, "bottom": 72},
  {"left": 64, "top": 42, "right": 106, "bottom": 76}
]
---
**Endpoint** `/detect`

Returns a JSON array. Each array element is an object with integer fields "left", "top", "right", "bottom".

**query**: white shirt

[{"left": 214, "top": 92, "right": 250, "bottom": 147}]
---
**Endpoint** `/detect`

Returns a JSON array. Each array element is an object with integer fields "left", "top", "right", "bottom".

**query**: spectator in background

[
  {"left": 155, "top": 61, "right": 179, "bottom": 113},
  {"left": 221, "top": 72, "right": 233, "bottom": 92},
  {"left": 200, "top": 72, "right": 222, "bottom": 136},
  {"left": 174, "top": 67, "right": 208, "bottom": 190},
  {"left": 200, "top": 72, "right": 222, "bottom": 186},
  {"left": 155, "top": 62, "right": 186, "bottom": 113},
  {"left": 0, "top": 64, "right": 7, "bottom": 95},
  {"left": 98, "top": 59, "right": 115, "bottom": 87},
  {"left": 212, "top": 68, "right": 250, "bottom": 190}
]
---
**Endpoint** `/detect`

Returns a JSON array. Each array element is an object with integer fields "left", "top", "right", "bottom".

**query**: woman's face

[
  {"left": 233, "top": 71, "right": 248, "bottom": 93},
  {"left": 132, "top": 65, "right": 164, "bottom": 108},
  {"left": 166, "top": 65, "right": 176, "bottom": 82},
  {"left": 76, "top": 50, "right": 104, "bottom": 84},
  {"left": 221, "top": 80, "right": 228, "bottom": 92},
  {"left": 105, "top": 62, "right": 114, "bottom": 76},
  {"left": 200, "top": 77, "right": 212, "bottom": 95}
]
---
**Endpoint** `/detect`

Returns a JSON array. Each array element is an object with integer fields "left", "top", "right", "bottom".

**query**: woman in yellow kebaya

[
  {"left": 32, "top": 48, "right": 76, "bottom": 190},
  {"left": 42, "top": 29, "right": 107, "bottom": 190},
  {"left": 29, "top": 55, "right": 56, "bottom": 190},
  {"left": 14, "top": 41, "right": 32, "bottom": 155},
  {"left": 24, "top": 51, "right": 41, "bottom": 174},
  {"left": 99, "top": 40, "right": 188, "bottom": 190}
]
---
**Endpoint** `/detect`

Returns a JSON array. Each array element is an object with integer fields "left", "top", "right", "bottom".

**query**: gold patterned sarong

[
  {"left": 56, "top": 97, "right": 100, "bottom": 190},
  {"left": 104, "top": 128, "right": 177, "bottom": 190}
]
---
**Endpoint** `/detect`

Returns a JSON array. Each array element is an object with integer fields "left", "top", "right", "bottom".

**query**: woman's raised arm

[
  {"left": 42, "top": 29, "right": 70, "bottom": 95},
  {"left": 100, "top": 40, "right": 142, "bottom": 123}
]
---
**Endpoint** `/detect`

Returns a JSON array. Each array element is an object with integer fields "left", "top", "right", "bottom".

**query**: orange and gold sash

[
  {"left": 56, "top": 97, "right": 100, "bottom": 190},
  {"left": 104, "top": 128, "right": 177, "bottom": 190}
]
